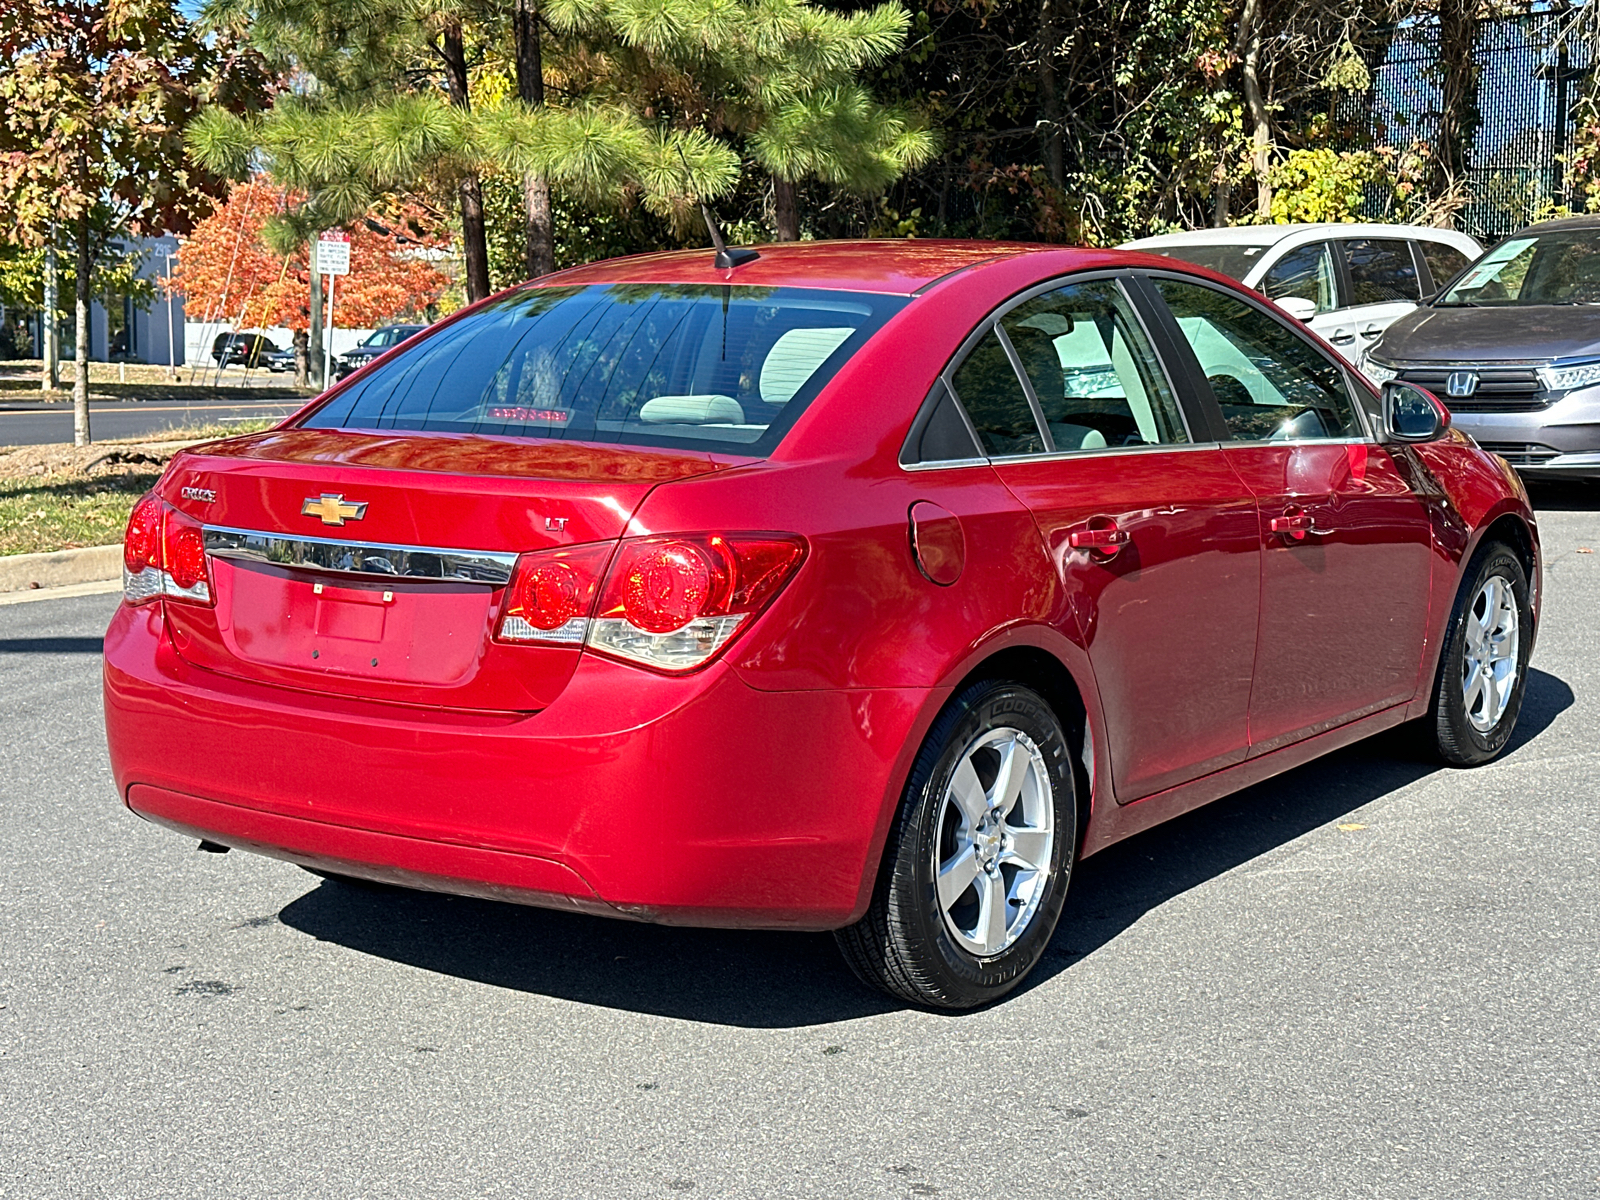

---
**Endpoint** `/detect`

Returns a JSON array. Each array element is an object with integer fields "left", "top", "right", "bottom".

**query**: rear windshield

[
  {"left": 1141, "top": 243, "right": 1269, "bottom": 281},
  {"left": 301, "top": 284, "right": 908, "bottom": 454}
]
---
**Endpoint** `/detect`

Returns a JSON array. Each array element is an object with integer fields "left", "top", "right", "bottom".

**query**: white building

[{"left": 15, "top": 235, "right": 187, "bottom": 366}]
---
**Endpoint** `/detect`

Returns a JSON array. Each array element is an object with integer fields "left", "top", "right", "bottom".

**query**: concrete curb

[
  {"left": 0, "top": 579, "right": 121, "bottom": 606},
  {"left": 0, "top": 544, "right": 122, "bottom": 593}
]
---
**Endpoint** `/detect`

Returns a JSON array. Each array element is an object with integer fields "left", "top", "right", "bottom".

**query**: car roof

[
  {"left": 1512, "top": 214, "right": 1600, "bottom": 235},
  {"left": 530, "top": 239, "right": 1062, "bottom": 295},
  {"left": 1122, "top": 222, "right": 1471, "bottom": 250}
]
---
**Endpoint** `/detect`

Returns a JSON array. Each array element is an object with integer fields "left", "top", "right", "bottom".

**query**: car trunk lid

[{"left": 157, "top": 429, "right": 729, "bottom": 711}]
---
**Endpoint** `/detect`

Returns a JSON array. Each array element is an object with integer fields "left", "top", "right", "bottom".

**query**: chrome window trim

[
  {"left": 903, "top": 440, "right": 1225, "bottom": 473},
  {"left": 1218, "top": 436, "right": 1375, "bottom": 449},
  {"left": 900, "top": 456, "right": 991, "bottom": 473},
  {"left": 987, "top": 440, "right": 1224, "bottom": 466},
  {"left": 203, "top": 525, "right": 519, "bottom": 585}
]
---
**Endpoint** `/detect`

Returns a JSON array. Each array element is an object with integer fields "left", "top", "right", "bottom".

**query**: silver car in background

[
  {"left": 1361, "top": 216, "right": 1600, "bottom": 480},
  {"left": 1121, "top": 223, "right": 1482, "bottom": 364}
]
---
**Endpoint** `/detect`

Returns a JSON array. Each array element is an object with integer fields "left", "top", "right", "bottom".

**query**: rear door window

[
  {"left": 302, "top": 285, "right": 906, "bottom": 456},
  {"left": 997, "top": 279, "right": 1188, "bottom": 449},
  {"left": 1343, "top": 239, "right": 1423, "bottom": 304},
  {"left": 949, "top": 329, "right": 1045, "bottom": 456}
]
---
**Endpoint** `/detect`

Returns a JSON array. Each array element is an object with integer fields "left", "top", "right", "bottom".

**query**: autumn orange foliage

[{"left": 172, "top": 179, "right": 453, "bottom": 331}]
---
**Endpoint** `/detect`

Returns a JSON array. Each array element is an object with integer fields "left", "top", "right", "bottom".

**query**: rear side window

[
  {"left": 1419, "top": 241, "right": 1471, "bottom": 293},
  {"left": 950, "top": 329, "right": 1044, "bottom": 456},
  {"left": 302, "top": 285, "right": 907, "bottom": 455},
  {"left": 1344, "top": 239, "right": 1422, "bottom": 304},
  {"left": 1261, "top": 242, "right": 1337, "bottom": 314}
]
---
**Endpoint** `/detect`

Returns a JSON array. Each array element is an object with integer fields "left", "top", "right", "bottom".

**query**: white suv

[{"left": 1120, "top": 223, "right": 1482, "bottom": 367}]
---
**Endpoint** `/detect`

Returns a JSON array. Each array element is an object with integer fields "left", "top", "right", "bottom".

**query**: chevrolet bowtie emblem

[{"left": 302, "top": 493, "right": 368, "bottom": 526}]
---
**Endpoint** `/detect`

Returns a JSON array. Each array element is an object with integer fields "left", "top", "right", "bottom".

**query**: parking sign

[{"left": 316, "top": 231, "right": 350, "bottom": 276}]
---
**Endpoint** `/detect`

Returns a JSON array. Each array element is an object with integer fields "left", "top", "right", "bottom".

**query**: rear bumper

[{"left": 103, "top": 601, "right": 933, "bottom": 930}]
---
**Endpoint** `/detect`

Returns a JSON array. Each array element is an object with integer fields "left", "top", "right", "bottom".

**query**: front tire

[
  {"left": 1425, "top": 541, "right": 1532, "bottom": 766},
  {"left": 835, "top": 680, "right": 1077, "bottom": 1009}
]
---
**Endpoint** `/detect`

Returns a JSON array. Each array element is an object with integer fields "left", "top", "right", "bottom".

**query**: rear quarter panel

[{"left": 626, "top": 252, "right": 1130, "bottom": 878}]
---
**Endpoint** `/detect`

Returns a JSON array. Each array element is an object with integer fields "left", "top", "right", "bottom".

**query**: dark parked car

[
  {"left": 1361, "top": 215, "right": 1600, "bottom": 479},
  {"left": 261, "top": 347, "right": 297, "bottom": 374},
  {"left": 334, "top": 324, "right": 427, "bottom": 380},
  {"left": 211, "top": 331, "right": 283, "bottom": 369}
]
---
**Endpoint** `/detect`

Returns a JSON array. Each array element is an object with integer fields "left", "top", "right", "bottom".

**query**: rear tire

[
  {"left": 835, "top": 680, "right": 1077, "bottom": 1009},
  {"left": 1424, "top": 541, "right": 1532, "bottom": 766}
]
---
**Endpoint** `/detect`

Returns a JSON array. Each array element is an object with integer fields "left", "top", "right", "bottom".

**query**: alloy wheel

[
  {"left": 1461, "top": 573, "right": 1520, "bottom": 733},
  {"left": 932, "top": 727, "right": 1055, "bottom": 957}
]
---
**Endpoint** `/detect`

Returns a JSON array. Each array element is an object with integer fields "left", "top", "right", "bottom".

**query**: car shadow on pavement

[
  {"left": 1020, "top": 665, "right": 1574, "bottom": 999},
  {"left": 1527, "top": 480, "right": 1598, "bottom": 512},
  {"left": 0, "top": 636, "right": 105, "bottom": 654},
  {"left": 276, "top": 667, "right": 1573, "bottom": 1028}
]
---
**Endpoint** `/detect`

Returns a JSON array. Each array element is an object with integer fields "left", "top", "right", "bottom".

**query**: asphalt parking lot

[{"left": 1, "top": 493, "right": 1596, "bottom": 1199}]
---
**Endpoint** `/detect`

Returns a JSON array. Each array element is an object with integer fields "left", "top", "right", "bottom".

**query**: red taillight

[
  {"left": 590, "top": 534, "right": 806, "bottom": 672},
  {"left": 621, "top": 540, "right": 726, "bottom": 634},
  {"left": 165, "top": 520, "right": 208, "bottom": 590},
  {"left": 495, "top": 542, "right": 612, "bottom": 644},
  {"left": 121, "top": 496, "right": 213, "bottom": 607},
  {"left": 124, "top": 493, "right": 163, "bottom": 575},
  {"left": 493, "top": 533, "right": 806, "bottom": 672}
]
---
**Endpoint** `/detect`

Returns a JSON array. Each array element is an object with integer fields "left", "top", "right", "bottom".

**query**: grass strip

[{"left": 0, "top": 420, "right": 276, "bottom": 556}]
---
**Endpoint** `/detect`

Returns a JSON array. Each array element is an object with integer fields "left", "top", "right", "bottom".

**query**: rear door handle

[
  {"left": 1361, "top": 325, "right": 1383, "bottom": 338},
  {"left": 1069, "top": 524, "right": 1130, "bottom": 555},
  {"left": 1269, "top": 510, "right": 1317, "bottom": 541},
  {"left": 1329, "top": 331, "right": 1356, "bottom": 346}
]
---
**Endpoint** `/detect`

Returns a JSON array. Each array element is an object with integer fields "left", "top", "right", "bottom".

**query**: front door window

[{"left": 1153, "top": 278, "right": 1362, "bottom": 441}]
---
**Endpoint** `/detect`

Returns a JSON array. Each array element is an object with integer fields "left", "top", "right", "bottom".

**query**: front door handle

[
  {"left": 1361, "top": 324, "right": 1383, "bottom": 338},
  {"left": 1069, "top": 524, "right": 1130, "bottom": 555},
  {"left": 1270, "top": 510, "right": 1318, "bottom": 541}
]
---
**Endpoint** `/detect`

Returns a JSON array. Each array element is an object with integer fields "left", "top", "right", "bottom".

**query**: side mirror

[
  {"left": 1381, "top": 380, "right": 1451, "bottom": 443},
  {"left": 1277, "top": 296, "right": 1317, "bottom": 323}
]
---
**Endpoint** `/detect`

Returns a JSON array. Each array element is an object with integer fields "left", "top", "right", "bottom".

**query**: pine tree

[{"left": 542, "top": 0, "right": 938, "bottom": 239}]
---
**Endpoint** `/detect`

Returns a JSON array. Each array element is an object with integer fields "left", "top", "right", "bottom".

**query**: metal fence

[{"left": 1352, "top": 9, "right": 1594, "bottom": 241}]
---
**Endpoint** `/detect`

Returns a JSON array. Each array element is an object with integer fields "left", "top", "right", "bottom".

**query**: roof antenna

[{"left": 679, "top": 146, "right": 759, "bottom": 270}]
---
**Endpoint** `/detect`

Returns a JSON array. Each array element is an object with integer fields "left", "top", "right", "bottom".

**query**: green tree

[
  {"left": 540, "top": 0, "right": 937, "bottom": 240},
  {"left": 0, "top": 0, "right": 265, "bottom": 443}
]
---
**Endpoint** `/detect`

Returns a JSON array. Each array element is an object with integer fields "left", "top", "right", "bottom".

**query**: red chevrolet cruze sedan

[{"left": 104, "top": 241, "right": 1540, "bottom": 1008}]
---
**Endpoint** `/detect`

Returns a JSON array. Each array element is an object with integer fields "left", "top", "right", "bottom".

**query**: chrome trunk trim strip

[{"left": 203, "top": 525, "right": 518, "bottom": 585}]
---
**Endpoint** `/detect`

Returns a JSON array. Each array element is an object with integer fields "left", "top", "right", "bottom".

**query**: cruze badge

[
  {"left": 1445, "top": 371, "right": 1480, "bottom": 398},
  {"left": 302, "top": 493, "right": 368, "bottom": 526}
]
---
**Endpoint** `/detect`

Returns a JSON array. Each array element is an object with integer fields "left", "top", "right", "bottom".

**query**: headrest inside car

[{"left": 637, "top": 395, "right": 746, "bottom": 425}]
